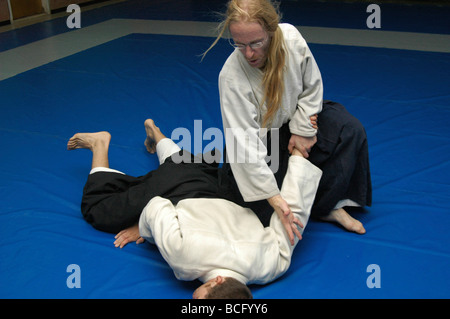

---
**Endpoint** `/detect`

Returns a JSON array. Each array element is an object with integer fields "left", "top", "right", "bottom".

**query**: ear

[{"left": 213, "top": 276, "right": 225, "bottom": 286}]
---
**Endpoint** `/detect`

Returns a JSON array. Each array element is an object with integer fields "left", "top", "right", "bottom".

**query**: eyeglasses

[{"left": 229, "top": 35, "right": 269, "bottom": 51}]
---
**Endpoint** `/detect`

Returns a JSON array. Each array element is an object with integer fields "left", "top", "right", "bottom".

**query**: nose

[{"left": 244, "top": 45, "right": 254, "bottom": 59}]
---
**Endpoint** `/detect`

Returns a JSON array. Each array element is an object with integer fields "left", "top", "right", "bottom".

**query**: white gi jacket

[
  {"left": 219, "top": 23, "right": 323, "bottom": 202},
  {"left": 139, "top": 155, "right": 322, "bottom": 285}
]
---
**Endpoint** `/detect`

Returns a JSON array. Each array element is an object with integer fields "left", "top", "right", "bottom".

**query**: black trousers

[
  {"left": 219, "top": 100, "right": 372, "bottom": 226},
  {"left": 81, "top": 151, "right": 220, "bottom": 233}
]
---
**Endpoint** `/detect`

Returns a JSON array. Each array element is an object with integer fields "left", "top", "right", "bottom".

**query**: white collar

[{"left": 199, "top": 268, "right": 248, "bottom": 285}]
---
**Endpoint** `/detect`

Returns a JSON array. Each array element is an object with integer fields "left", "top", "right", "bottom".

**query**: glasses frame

[{"left": 228, "top": 35, "right": 269, "bottom": 51}]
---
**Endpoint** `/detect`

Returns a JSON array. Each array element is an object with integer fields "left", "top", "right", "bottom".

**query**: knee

[
  {"left": 81, "top": 201, "right": 118, "bottom": 233},
  {"left": 344, "top": 114, "right": 367, "bottom": 141}
]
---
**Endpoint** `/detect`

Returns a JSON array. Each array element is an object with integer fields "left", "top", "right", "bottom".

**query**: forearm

[
  {"left": 225, "top": 129, "right": 280, "bottom": 202},
  {"left": 289, "top": 101, "right": 322, "bottom": 137},
  {"left": 277, "top": 155, "right": 322, "bottom": 231}
]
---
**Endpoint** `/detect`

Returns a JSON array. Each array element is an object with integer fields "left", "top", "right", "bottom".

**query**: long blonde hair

[{"left": 204, "top": 0, "right": 286, "bottom": 128}]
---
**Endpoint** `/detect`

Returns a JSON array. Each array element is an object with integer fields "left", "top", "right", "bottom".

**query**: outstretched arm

[
  {"left": 267, "top": 115, "right": 318, "bottom": 244},
  {"left": 271, "top": 150, "right": 322, "bottom": 271}
]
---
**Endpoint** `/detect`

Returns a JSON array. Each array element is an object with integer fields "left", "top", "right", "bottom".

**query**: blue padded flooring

[{"left": 0, "top": 0, "right": 449, "bottom": 299}]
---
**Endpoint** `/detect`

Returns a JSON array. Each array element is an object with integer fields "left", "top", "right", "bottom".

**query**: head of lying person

[{"left": 192, "top": 276, "right": 253, "bottom": 299}]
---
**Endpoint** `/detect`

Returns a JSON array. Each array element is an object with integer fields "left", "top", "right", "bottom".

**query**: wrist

[
  {"left": 267, "top": 194, "right": 282, "bottom": 208},
  {"left": 291, "top": 148, "right": 304, "bottom": 157}
]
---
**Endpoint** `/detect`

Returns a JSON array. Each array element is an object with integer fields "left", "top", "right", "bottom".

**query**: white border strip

[
  {"left": 300, "top": 26, "right": 450, "bottom": 53},
  {"left": 1, "top": 19, "right": 449, "bottom": 81}
]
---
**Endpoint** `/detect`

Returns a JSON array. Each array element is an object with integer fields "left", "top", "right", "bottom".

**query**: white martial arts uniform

[
  {"left": 219, "top": 23, "right": 323, "bottom": 202},
  {"left": 138, "top": 138, "right": 322, "bottom": 285}
]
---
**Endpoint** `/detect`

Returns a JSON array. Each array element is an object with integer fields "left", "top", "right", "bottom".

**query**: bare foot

[
  {"left": 67, "top": 131, "right": 111, "bottom": 151},
  {"left": 321, "top": 208, "right": 366, "bottom": 234},
  {"left": 144, "top": 119, "right": 164, "bottom": 153}
]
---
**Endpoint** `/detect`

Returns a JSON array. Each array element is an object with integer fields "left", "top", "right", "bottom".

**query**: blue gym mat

[{"left": 0, "top": 1, "right": 449, "bottom": 299}]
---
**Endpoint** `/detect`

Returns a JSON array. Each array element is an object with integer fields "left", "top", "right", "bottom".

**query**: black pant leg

[
  {"left": 81, "top": 151, "right": 220, "bottom": 233},
  {"left": 81, "top": 170, "right": 166, "bottom": 233},
  {"left": 308, "top": 100, "right": 372, "bottom": 218}
]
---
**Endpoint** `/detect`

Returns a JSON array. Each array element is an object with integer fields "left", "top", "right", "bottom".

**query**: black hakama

[
  {"left": 81, "top": 151, "right": 220, "bottom": 233},
  {"left": 219, "top": 100, "right": 372, "bottom": 226}
]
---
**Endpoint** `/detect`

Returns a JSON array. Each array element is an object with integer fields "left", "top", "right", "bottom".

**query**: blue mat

[
  {"left": 1, "top": 32, "right": 449, "bottom": 299},
  {"left": 1, "top": 2, "right": 450, "bottom": 298}
]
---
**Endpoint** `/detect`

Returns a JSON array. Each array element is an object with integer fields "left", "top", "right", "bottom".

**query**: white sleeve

[
  {"left": 219, "top": 69, "right": 280, "bottom": 202},
  {"left": 139, "top": 196, "right": 184, "bottom": 262},
  {"left": 155, "top": 138, "right": 182, "bottom": 165},
  {"left": 270, "top": 156, "right": 322, "bottom": 275},
  {"left": 287, "top": 28, "right": 323, "bottom": 137}
]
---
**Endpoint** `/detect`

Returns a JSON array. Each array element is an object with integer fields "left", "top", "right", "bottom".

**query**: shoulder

[
  {"left": 279, "top": 23, "right": 303, "bottom": 39},
  {"left": 279, "top": 23, "right": 309, "bottom": 57},
  {"left": 219, "top": 50, "right": 245, "bottom": 82},
  {"left": 279, "top": 23, "right": 307, "bottom": 47},
  {"left": 218, "top": 51, "right": 256, "bottom": 98}
]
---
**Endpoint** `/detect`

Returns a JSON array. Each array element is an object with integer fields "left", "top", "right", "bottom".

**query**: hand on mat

[
  {"left": 114, "top": 224, "right": 145, "bottom": 248},
  {"left": 288, "top": 134, "right": 317, "bottom": 158},
  {"left": 268, "top": 194, "right": 303, "bottom": 245}
]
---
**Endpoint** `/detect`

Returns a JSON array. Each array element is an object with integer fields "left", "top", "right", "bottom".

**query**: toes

[
  {"left": 67, "top": 136, "right": 79, "bottom": 150},
  {"left": 354, "top": 222, "right": 366, "bottom": 234},
  {"left": 346, "top": 218, "right": 366, "bottom": 234}
]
